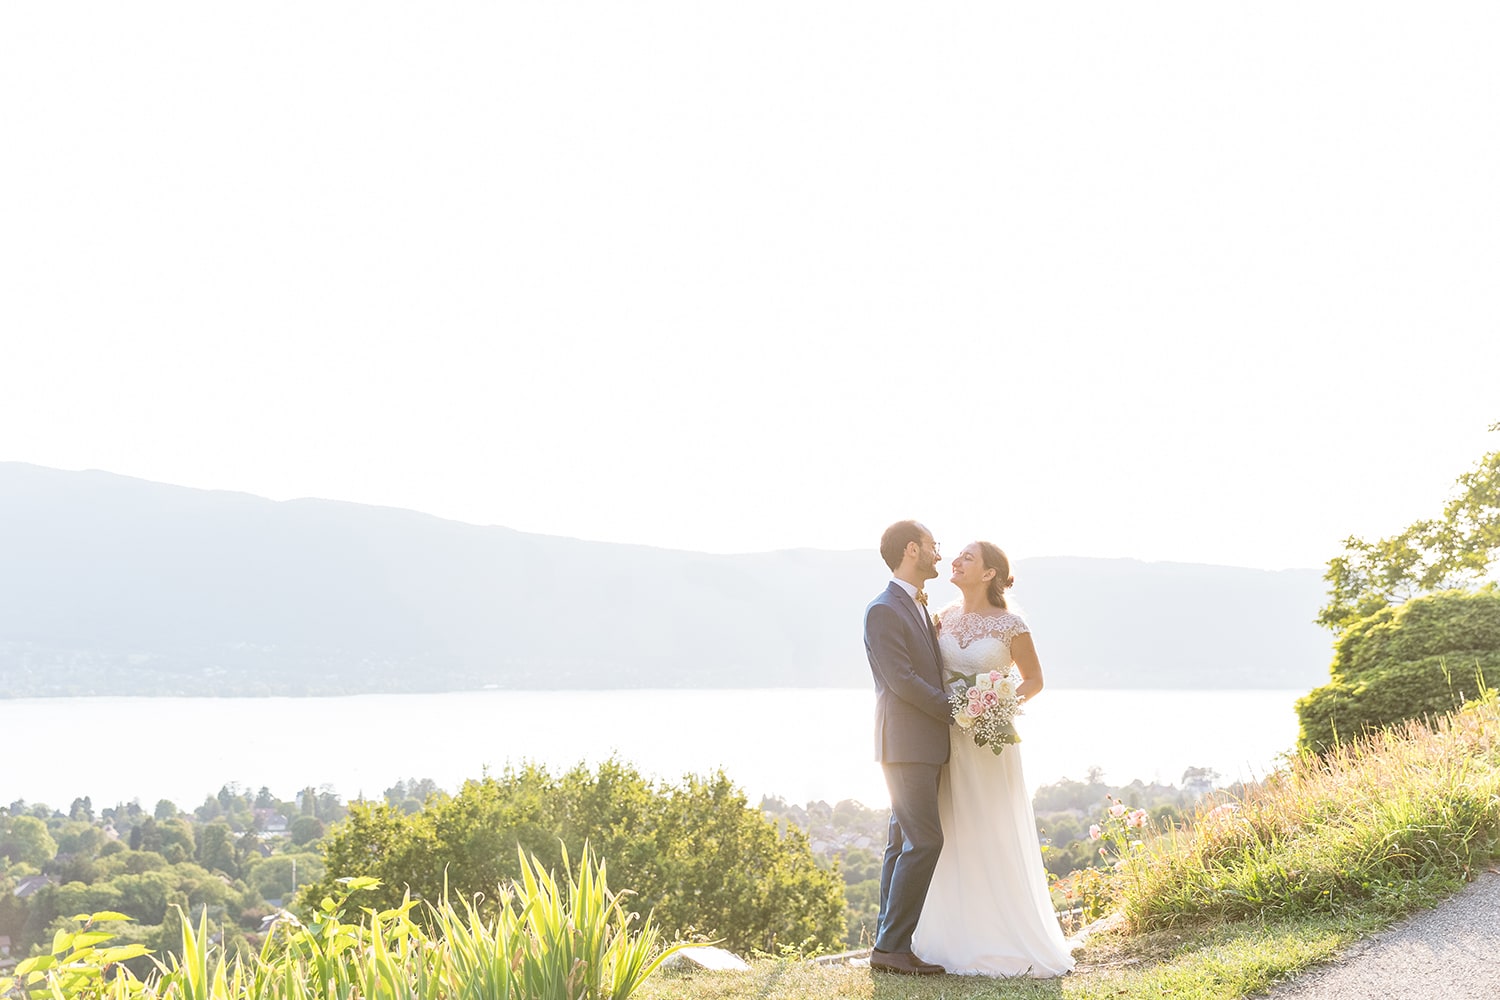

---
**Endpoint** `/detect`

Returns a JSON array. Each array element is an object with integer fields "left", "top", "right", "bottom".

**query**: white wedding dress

[{"left": 910, "top": 604, "right": 1076, "bottom": 977}]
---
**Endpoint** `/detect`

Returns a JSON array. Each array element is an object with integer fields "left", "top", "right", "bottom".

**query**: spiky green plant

[{"left": 3, "top": 847, "right": 689, "bottom": 1000}]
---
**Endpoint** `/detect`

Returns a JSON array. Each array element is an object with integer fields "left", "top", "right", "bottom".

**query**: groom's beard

[{"left": 918, "top": 554, "right": 940, "bottom": 580}]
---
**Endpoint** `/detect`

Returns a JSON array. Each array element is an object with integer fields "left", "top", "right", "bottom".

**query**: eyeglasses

[{"left": 929, "top": 540, "right": 941, "bottom": 557}]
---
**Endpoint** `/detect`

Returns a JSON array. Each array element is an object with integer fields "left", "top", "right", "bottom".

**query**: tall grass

[
  {"left": 5, "top": 847, "right": 689, "bottom": 1000},
  {"left": 1121, "top": 692, "right": 1500, "bottom": 929}
]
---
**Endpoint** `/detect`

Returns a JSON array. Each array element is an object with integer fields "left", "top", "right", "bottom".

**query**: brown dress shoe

[{"left": 870, "top": 950, "right": 945, "bottom": 976}]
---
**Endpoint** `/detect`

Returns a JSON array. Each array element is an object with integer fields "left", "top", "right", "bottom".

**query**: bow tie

[{"left": 913, "top": 589, "right": 928, "bottom": 606}]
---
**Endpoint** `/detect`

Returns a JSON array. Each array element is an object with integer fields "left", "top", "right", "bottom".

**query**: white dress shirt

[{"left": 891, "top": 577, "right": 924, "bottom": 607}]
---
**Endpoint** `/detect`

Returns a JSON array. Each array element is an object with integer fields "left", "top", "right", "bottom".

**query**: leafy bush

[
  {"left": 1296, "top": 653, "right": 1498, "bottom": 755},
  {"left": 1297, "top": 588, "right": 1500, "bottom": 753},
  {"left": 307, "top": 759, "right": 845, "bottom": 956},
  {"left": 1332, "top": 585, "right": 1500, "bottom": 677}
]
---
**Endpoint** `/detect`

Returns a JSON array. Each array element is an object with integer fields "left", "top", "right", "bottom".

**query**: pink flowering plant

[
  {"left": 1047, "top": 797, "right": 1158, "bottom": 930},
  {"left": 945, "top": 666, "right": 1022, "bottom": 754},
  {"left": 1088, "top": 794, "right": 1151, "bottom": 876}
]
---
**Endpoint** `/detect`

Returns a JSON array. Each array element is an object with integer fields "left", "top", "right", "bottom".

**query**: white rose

[
  {"left": 955, "top": 709, "right": 977, "bottom": 729},
  {"left": 975, "top": 674, "right": 993, "bottom": 693},
  {"left": 997, "top": 681, "right": 1016, "bottom": 699}
]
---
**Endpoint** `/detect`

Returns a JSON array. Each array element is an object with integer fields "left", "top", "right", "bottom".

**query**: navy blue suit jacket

[{"left": 864, "top": 581, "right": 952, "bottom": 764}]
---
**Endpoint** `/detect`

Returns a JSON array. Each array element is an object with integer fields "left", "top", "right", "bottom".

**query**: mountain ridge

[{"left": 0, "top": 462, "right": 1334, "bottom": 696}]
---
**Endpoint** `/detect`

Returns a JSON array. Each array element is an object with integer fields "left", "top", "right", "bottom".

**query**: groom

[{"left": 864, "top": 520, "right": 952, "bottom": 976}]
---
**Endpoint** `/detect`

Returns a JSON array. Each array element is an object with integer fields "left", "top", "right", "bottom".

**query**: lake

[{"left": 3, "top": 688, "right": 1305, "bottom": 810}]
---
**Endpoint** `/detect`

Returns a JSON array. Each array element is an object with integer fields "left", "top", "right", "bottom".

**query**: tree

[
  {"left": 3, "top": 815, "right": 58, "bottom": 867},
  {"left": 158, "top": 819, "right": 196, "bottom": 866},
  {"left": 234, "top": 830, "right": 260, "bottom": 868},
  {"left": 1032, "top": 775, "right": 1108, "bottom": 813},
  {"left": 154, "top": 800, "right": 178, "bottom": 821},
  {"left": 195, "top": 823, "right": 236, "bottom": 876},
  {"left": 96, "top": 850, "right": 169, "bottom": 878},
  {"left": 384, "top": 778, "right": 441, "bottom": 813},
  {"left": 1, "top": 872, "right": 32, "bottom": 941},
  {"left": 315, "top": 788, "right": 345, "bottom": 823},
  {"left": 288, "top": 816, "right": 324, "bottom": 847},
  {"left": 1320, "top": 427, "right": 1500, "bottom": 631},
  {"left": 1180, "top": 767, "right": 1221, "bottom": 799},
  {"left": 246, "top": 853, "right": 324, "bottom": 901},
  {"left": 53, "top": 821, "right": 103, "bottom": 860}
]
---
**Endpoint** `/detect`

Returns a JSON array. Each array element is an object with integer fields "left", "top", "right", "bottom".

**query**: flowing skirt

[{"left": 911, "top": 729, "right": 1076, "bottom": 977}]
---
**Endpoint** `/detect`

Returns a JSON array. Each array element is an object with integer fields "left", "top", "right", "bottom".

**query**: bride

[{"left": 910, "top": 541, "right": 1076, "bottom": 977}]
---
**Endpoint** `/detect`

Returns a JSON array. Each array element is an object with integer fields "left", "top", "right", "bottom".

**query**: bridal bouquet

[{"left": 947, "top": 668, "right": 1022, "bottom": 755}]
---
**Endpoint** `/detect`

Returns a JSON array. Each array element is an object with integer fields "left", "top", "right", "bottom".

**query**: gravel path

[{"left": 1266, "top": 871, "right": 1500, "bottom": 999}]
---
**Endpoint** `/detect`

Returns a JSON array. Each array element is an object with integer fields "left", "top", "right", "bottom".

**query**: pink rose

[
  {"left": 980, "top": 690, "right": 1000, "bottom": 709},
  {"left": 967, "top": 687, "right": 982, "bottom": 702},
  {"left": 989, "top": 670, "right": 1003, "bottom": 683},
  {"left": 965, "top": 702, "right": 984, "bottom": 718}
]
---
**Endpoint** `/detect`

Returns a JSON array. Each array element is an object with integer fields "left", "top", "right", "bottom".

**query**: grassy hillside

[{"left": 642, "top": 694, "right": 1500, "bottom": 999}]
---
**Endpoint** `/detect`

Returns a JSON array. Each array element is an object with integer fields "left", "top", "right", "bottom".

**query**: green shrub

[
  {"left": 307, "top": 760, "right": 846, "bottom": 956},
  {"left": 1296, "top": 653, "right": 1498, "bottom": 755},
  {"left": 1297, "top": 588, "right": 1500, "bottom": 753},
  {"left": 1332, "top": 586, "right": 1500, "bottom": 678}
]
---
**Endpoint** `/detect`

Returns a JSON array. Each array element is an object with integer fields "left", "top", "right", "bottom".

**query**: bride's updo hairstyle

[{"left": 977, "top": 542, "right": 1015, "bottom": 610}]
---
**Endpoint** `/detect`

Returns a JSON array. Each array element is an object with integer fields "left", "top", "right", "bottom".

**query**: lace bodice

[{"left": 935, "top": 603, "right": 1029, "bottom": 683}]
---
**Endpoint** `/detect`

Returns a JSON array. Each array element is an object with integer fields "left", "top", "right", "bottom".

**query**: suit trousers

[{"left": 876, "top": 761, "right": 944, "bottom": 954}]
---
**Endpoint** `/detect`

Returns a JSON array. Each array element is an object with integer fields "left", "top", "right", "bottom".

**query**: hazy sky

[{"left": 3, "top": 3, "right": 1496, "bottom": 570}]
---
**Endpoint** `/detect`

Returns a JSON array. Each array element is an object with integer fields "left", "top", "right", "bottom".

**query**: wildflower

[
  {"left": 1089, "top": 824, "right": 1102, "bottom": 840},
  {"left": 1204, "top": 802, "right": 1240, "bottom": 823}
]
